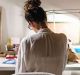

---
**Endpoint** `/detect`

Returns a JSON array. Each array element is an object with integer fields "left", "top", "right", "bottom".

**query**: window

[{"left": 47, "top": 13, "right": 80, "bottom": 45}]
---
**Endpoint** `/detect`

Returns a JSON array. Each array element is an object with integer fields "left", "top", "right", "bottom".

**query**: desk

[
  {"left": 0, "top": 57, "right": 80, "bottom": 75},
  {"left": 0, "top": 57, "right": 15, "bottom": 71},
  {"left": 0, "top": 57, "right": 80, "bottom": 71},
  {"left": 0, "top": 57, "right": 15, "bottom": 75},
  {"left": 66, "top": 63, "right": 80, "bottom": 70},
  {"left": 0, "top": 63, "right": 15, "bottom": 71}
]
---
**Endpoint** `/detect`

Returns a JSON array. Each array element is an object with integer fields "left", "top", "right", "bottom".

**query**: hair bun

[
  {"left": 28, "top": 0, "right": 41, "bottom": 7},
  {"left": 24, "top": 0, "right": 41, "bottom": 11}
]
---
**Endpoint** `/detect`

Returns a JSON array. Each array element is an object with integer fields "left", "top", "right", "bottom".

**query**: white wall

[
  {"left": 54, "top": 22, "right": 80, "bottom": 44},
  {"left": 0, "top": 1, "right": 26, "bottom": 51}
]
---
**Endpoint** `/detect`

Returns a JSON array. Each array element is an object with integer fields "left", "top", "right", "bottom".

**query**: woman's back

[{"left": 25, "top": 28, "right": 67, "bottom": 75}]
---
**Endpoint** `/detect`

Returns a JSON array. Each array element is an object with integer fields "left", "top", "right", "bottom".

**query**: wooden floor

[
  {"left": 0, "top": 71, "right": 80, "bottom": 75},
  {"left": 0, "top": 71, "right": 14, "bottom": 75}
]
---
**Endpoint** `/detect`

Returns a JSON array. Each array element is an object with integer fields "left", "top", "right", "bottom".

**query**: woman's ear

[
  {"left": 31, "top": 21, "right": 37, "bottom": 27},
  {"left": 28, "top": 21, "right": 34, "bottom": 27}
]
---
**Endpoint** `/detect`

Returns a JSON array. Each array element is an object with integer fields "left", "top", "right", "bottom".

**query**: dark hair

[{"left": 24, "top": 0, "right": 47, "bottom": 25}]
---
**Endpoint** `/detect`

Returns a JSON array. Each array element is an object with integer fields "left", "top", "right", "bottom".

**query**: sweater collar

[{"left": 37, "top": 28, "right": 53, "bottom": 33}]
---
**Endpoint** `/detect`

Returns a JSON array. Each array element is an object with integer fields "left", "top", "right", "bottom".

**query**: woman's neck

[
  {"left": 35, "top": 23, "right": 48, "bottom": 32},
  {"left": 38, "top": 23, "right": 48, "bottom": 29}
]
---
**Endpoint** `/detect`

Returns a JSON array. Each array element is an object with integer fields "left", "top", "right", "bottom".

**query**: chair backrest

[{"left": 12, "top": 72, "right": 55, "bottom": 75}]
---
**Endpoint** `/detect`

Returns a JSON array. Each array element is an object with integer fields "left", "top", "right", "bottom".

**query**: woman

[{"left": 15, "top": 0, "right": 67, "bottom": 75}]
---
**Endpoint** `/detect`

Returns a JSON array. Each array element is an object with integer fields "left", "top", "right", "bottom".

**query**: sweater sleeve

[{"left": 15, "top": 40, "right": 27, "bottom": 73}]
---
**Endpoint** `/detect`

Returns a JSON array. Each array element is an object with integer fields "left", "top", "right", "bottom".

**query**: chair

[{"left": 12, "top": 72, "right": 55, "bottom": 75}]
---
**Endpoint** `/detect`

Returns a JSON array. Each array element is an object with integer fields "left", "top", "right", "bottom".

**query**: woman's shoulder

[
  {"left": 53, "top": 33, "right": 67, "bottom": 43},
  {"left": 20, "top": 33, "right": 40, "bottom": 44},
  {"left": 20, "top": 36, "right": 31, "bottom": 44},
  {"left": 55, "top": 33, "right": 67, "bottom": 38}
]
